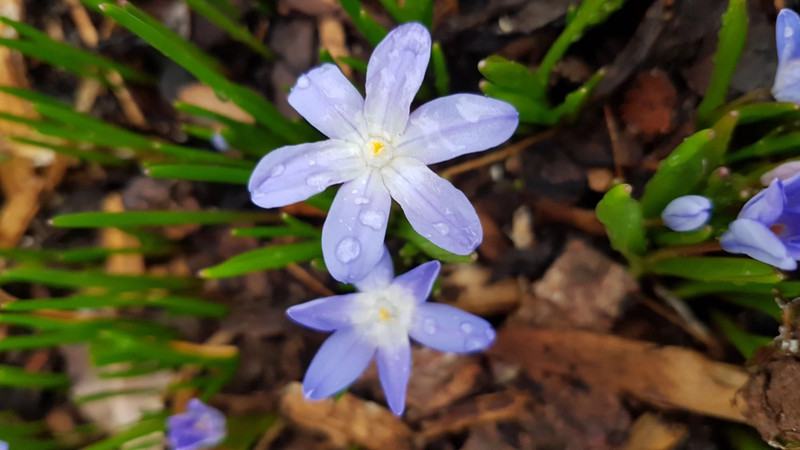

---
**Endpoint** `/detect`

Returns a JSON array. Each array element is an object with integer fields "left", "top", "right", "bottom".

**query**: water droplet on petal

[
  {"left": 351, "top": 189, "right": 359, "bottom": 194},
  {"left": 295, "top": 76, "right": 310, "bottom": 89},
  {"left": 306, "top": 174, "right": 331, "bottom": 190},
  {"left": 485, "top": 329, "right": 496, "bottom": 341},
  {"left": 460, "top": 322, "right": 473, "bottom": 333},
  {"left": 423, "top": 318, "right": 437, "bottom": 334},
  {"left": 270, "top": 164, "right": 285, "bottom": 177},
  {"left": 308, "top": 160, "right": 316, "bottom": 166},
  {"left": 465, "top": 338, "right": 485, "bottom": 351},
  {"left": 335, "top": 237, "right": 361, "bottom": 263},
  {"left": 445, "top": 207, "right": 453, "bottom": 215},
  {"left": 359, "top": 210, "right": 385, "bottom": 230},
  {"left": 354, "top": 197, "right": 370, "bottom": 205},
  {"left": 433, "top": 222, "right": 450, "bottom": 236}
]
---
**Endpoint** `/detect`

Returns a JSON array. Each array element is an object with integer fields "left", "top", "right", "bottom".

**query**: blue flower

[
  {"left": 286, "top": 249, "right": 496, "bottom": 415},
  {"left": 249, "top": 23, "right": 519, "bottom": 283},
  {"left": 167, "top": 399, "right": 226, "bottom": 450},
  {"left": 773, "top": 9, "right": 800, "bottom": 102},
  {"left": 720, "top": 175, "right": 800, "bottom": 270},
  {"left": 661, "top": 195, "right": 712, "bottom": 231},
  {"left": 0, "top": 440, "right": 7, "bottom": 450}
]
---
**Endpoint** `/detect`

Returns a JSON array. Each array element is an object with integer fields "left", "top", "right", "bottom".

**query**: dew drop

[
  {"left": 351, "top": 189, "right": 359, "bottom": 195},
  {"left": 308, "top": 160, "right": 316, "bottom": 166},
  {"left": 335, "top": 237, "right": 361, "bottom": 263},
  {"left": 465, "top": 338, "right": 484, "bottom": 352},
  {"left": 433, "top": 222, "right": 450, "bottom": 235},
  {"left": 445, "top": 207, "right": 453, "bottom": 215},
  {"left": 787, "top": 26, "right": 795, "bottom": 39},
  {"left": 306, "top": 173, "right": 331, "bottom": 190},
  {"left": 295, "top": 76, "right": 310, "bottom": 89},
  {"left": 270, "top": 164, "right": 285, "bottom": 177},
  {"left": 460, "top": 322, "right": 474, "bottom": 334},
  {"left": 359, "top": 210, "right": 385, "bottom": 230},
  {"left": 354, "top": 197, "right": 370, "bottom": 205},
  {"left": 423, "top": 318, "right": 437, "bottom": 335}
]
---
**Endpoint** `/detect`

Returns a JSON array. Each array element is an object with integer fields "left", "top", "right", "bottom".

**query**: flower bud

[{"left": 661, "top": 195, "right": 712, "bottom": 232}]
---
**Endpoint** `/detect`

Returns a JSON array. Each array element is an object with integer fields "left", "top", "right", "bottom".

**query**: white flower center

[
  {"left": 352, "top": 283, "right": 416, "bottom": 347},
  {"left": 361, "top": 137, "right": 394, "bottom": 168}
]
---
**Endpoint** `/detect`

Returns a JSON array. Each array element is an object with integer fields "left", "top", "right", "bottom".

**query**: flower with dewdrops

[
  {"left": 286, "top": 248, "right": 496, "bottom": 415},
  {"left": 661, "top": 195, "right": 712, "bottom": 232},
  {"left": 720, "top": 174, "right": 800, "bottom": 271},
  {"left": 773, "top": 9, "right": 800, "bottom": 102},
  {"left": 248, "top": 23, "right": 519, "bottom": 283},
  {"left": 167, "top": 399, "right": 226, "bottom": 450}
]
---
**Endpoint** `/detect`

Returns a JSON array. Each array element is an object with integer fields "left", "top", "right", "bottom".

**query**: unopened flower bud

[{"left": 661, "top": 195, "right": 712, "bottom": 232}]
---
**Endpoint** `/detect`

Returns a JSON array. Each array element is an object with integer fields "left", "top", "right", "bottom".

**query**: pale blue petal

[
  {"left": 782, "top": 172, "right": 800, "bottom": 212},
  {"left": 354, "top": 247, "right": 395, "bottom": 292},
  {"left": 395, "top": 94, "right": 518, "bottom": 164},
  {"left": 738, "top": 178, "right": 785, "bottom": 224},
  {"left": 392, "top": 260, "right": 440, "bottom": 304},
  {"left": 661, "top": 195, "right": 712, "bottom": 232},
  {"left": 364, "top": 23, "right": 431, "bottom": 140},
  {"left": 376, "top": 339, "right": 412, "bottom": 416},
  {"left": 777, "top": 9, "right": 800, "bottom": 65},
  {"left": 288, "top": 64, "right": 368, "bottom": 143},
  {"left": 720, "top": 218, "right": 797, "bottom": 270},
  {"left": 773, "top": 60, "right": 800, "bottom": 103},
  {"left": 167, "top": 399, "right": 226, "bottom": 450},
  {"left": 249, "top": 140, "right": 364, "bottom": 208},
  {"left": 382, "top": 157, "right": 482, "bottom": 255},
  {"left": 286, "top": 293, "right": 361, "bottom": 331},
  {"left": 409, "top": 303, "right": 496, "bottom": 353},
  {"left": 303, "top": 328, "right": 376, "bottom": 399},
  {"left": 321, "top": 171, "right": 392, "bottom": 283}
]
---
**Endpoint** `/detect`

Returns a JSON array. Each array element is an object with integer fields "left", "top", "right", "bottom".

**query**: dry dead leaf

[
  {"left": 622, "top": 413, "right": 687, "bottom": 450},
  {"left": 440, "top": 263, "right": 520, "bottom": 316},
  {"left": 488, "top": 326, "right": 748, "bottom": 422}
]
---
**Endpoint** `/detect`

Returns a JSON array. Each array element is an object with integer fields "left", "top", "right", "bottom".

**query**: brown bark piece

[
  {"left": 622, "top": 413, "right": 687, "bottom": 450},
  {"left": 280, "top": 381, "right": 412, "bottom": 449},
  {"left": 440, "top": 263, "right": 520, "bottom": 316},
  {"left": 488, "top": 326, "right": 748, "bottom": 422},
  {"left": 740, "top": 353, "right": 800, "bottom": 445},
  {"left": 620, "top": 70, "right": 677, "bottom": 139},
  {"left": 419, "top": 390, "right": 532, "bottom": 442},
  {"left": 512, "top": 239, "right": 636, "bottom": 331}
]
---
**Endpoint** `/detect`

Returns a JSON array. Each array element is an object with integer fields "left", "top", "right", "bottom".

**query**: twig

[{"left": 287, "top": 262, "right": 334, "bottom": 297}]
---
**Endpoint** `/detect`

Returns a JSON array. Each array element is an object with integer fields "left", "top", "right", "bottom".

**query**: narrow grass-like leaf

[
  {"left": 652, "top": 226, "right": 713, "bottom": 247},
  {"left": 184, "top": 0, "right": 272, "bottom": 59},
  {"left": 8, "top": 136, "right": 128, "bottom": 166},
  {"left": 232, "top": 214, "right": 321, "bottom": 239},
  {"left": 432, "top": 42, "right": 450, "bottom": 96},
  {"left": 696, "top": 0, "right": 748, "bottom": 125},
  {"left": 4, "top": 295, "right": 226, "bottom": 317},
  {"left": 596, "top": 184, "right": 647, "bottom": 263},
  {"left": 646, "top": 256, "right": 782, "bottom": 283},
  {"left": 90, "top": 331, "right": 237, "bottom": 368},
  {"left": 0, "top": 17, "right": 153, "bottom": 83},
  {"left": 0, "top": 246, "right": 166, "bottom": 263},
  {"left": 145, "top": 163, "right": 251, "bottom": 184},
  {"left": 222, "top": 414, "right": 281, "bottom": 450},
  {"left": 727, "top": 131, "right": 800, "bottom": 163},
  {"left": 711, "top": 311, "right": 771, "bottom": 359},
  {"left": 75, "top": 387, "right": 161, "bottom": 404},
  {"left": 89, "top": 1, "right": 315, "bottom": 143},
  {"left": 52, "top": 210, "right": 277, "bottom": 228},
  {"left": 201, "top": 241, "right": 323, "bottom": 278},
  {"left": 340, "top": 0, "right": 389, "bottom": 46},
  {"left": 82, "top": 415, "right": 166, "bottom": 450},
  {"left": 675, "top": 279, "right": 800, "bottom": 299},
  {"left": 0, "top": 268, "right": 195, "bottom": 290},
  {"left": 0, "top": 365, "right": 70, "bottom": 389},
  {"left": 0, "top": 330, "right": 95, "bottom": 351}
]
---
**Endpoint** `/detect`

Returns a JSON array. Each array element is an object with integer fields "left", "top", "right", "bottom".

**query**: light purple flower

[
  {"left": 286, "top": 249, "right": 496, "bottom": 415},
  {"left": 0, "top": 440, "right": 7, "bottom": 450},
  {"left": 760, "top": 160, "right": 800, "bottom": 185},
  {"left": 167, "top": 399, "right": 226, "bottom": 450},
  {"left": 720, "top": 175, "right": 800, "bottom": 270},
  {"left": 773, "top": 9, "right": 800, "bottom": 102},
  {"left": 248, "top": 23, "right": 519, "bottom": 283},
  {"left": 661, "top": 195, "right": 712, "bottom": 231}
]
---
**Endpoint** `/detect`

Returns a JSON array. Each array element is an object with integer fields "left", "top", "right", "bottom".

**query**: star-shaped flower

[
  {"left": 773, "top": 9, "right": 800, "bottom": 103},
  {"left": 167, "top": 399, "right": 226, "bottom": 450},
  {"left": 286, "top": 249, "right": 496, "bottom": 415},
  {"left": 248, "top": 23, "right": 519, "bottom": 283},
  {"left": 721, "top": 174, "right": 800, "bottom": 270}
]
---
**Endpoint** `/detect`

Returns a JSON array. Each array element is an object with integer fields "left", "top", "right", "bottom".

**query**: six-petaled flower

[
  {"left": 286, "top": 248, "right": 496, "bottom": 415},
  {"left": 661, "top": 195, "right": 712, "bottom": 232},
  {"left": 720, "top": 174, "right": 800, "bottom": 270},
  {"left": 167, "top": 398, "right": 226, "bottom": 450},
  {"left": 773, "top": 9, "right": 800, "bottom": 102},
  {"left": 248, "top": 22, "right": 519, "bottom": 283}
]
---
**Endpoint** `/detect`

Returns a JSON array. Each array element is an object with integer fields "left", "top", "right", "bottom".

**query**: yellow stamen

[
  {"left": 377, "top": 307, "right": 391, "bottom": 321},
  {"left": 371, "top": 141, "right": 385, "bottom": 157}
]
